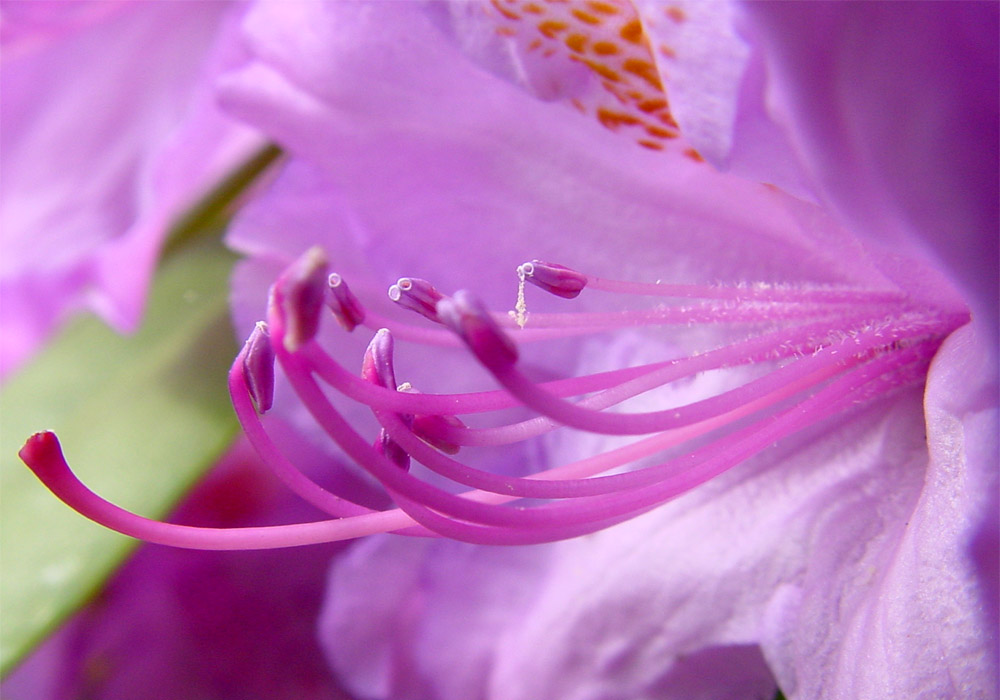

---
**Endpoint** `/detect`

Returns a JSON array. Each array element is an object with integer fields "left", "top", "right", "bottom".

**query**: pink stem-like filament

[{"left": 20, "top": 250, "right": 964, "bottom": 549}]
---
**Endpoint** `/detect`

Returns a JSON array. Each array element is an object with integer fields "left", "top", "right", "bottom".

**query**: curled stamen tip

[
  {"left": 362, "top": 328, "right": 397, "bottom": 389},
  {"left": 327, "top": 273, "right": 366, "bottom": 332},
  {"left": 518, "top": 260, "right": 587, "bottom": 299},
  {"left": 436, "top": 290, "right": 518, "bottom": 367},
  {"left": 242, "top": 321, "right": 275, "bottom": 414},
  {"left": 388, "top": 277, "right": 445, "bottom": 323},
  {"left": 278, "top": 246, "right": 330, "bottom": 352}
]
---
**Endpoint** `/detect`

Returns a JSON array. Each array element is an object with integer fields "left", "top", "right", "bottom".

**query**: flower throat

[{"left": 20, "top": 248, "right": 965, "bottom": 548}]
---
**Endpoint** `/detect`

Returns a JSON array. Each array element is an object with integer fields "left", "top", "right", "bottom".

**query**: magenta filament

[{"left": 21, "top": 250, "right": 966, "bottom": 548}]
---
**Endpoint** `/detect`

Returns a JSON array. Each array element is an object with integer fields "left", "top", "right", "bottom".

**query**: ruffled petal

[{"left": 220, "top": 0, "right": 892, "bottom": 306}]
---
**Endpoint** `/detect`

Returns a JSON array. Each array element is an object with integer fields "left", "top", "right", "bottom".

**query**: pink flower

[
  {"left": 18, "top": 1, "right": 997, "bottom": 698},
  {"left": 0, "top": 0, "right": 265, "bottom": 379}
]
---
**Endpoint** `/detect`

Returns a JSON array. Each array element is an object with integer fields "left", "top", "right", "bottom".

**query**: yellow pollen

[{"left": 513, "top": 266, "right": 528, "bottom": 329}]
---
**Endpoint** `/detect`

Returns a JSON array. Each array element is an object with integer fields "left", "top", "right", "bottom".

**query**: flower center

[{"left": 20, "top": 248, "right": 966, "bottom": 548}]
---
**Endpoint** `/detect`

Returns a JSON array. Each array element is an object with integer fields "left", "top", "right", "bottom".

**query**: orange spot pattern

[{"left": 483, "top": 0, "right": 693, "bottom": 155}]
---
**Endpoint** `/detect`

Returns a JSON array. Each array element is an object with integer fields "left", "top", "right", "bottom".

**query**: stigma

[{"left": 21, "top": 249, "right": 967, "bottom": 548}]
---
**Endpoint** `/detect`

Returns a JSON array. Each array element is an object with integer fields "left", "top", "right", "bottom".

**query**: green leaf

[{"left": 0, "top": 237, "right": 241, "bottom": 675}]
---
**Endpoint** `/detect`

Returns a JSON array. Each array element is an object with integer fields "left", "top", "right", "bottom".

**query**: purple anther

[
  {"left": 326, "top": 273, "right": 366, "bottom": 332},
  {"left": 241, "top": 322, "right": 275, "bottom": 414},
  {"left": 518, "top": 260, "right": 587, "bottom": 299},
  {"left": 361, "top": 329, "right": 398, "bottom": 390},
  {"left": 278, "top": 247, "right": 329, "bottom": 351},
  {"left": 412, "top": 413, "right": 465, "bottom": 454},
  {"left": 387, "top": 277, "right": 445, "bottom": 323},
  {"left": 373, "top": 429, "right": 410, "bottom": 471},
  {"left": 436, "top": 290, "right": 519, "bottom": 368}
]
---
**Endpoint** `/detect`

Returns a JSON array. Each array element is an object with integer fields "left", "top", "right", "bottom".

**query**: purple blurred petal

[
  {"left": 738, "top": 1, "right": 999, "bottom": 324},
  {"left": 0, "top": 0, "right": 265, "bottom": 379}
]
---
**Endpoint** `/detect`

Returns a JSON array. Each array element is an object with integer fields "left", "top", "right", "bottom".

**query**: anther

[
  {"left": 327, "top": 273, "right": 366, "bottom": 332},
  {"left": 373, "top": 429, "right": 411, "bottom": 471},
  {"left": 437, "top": 291, "right": 519, "bottom": 368},
  {"left": 277, "top": 246, "right": 329, "bottom": 352},
  {"left": 388, "top": 277, "right": 445, "bottom": 322},
  {"left": 411, "top": 413, "right": 466, "bottom": 454},
  {"left": 396, "top": 382, "right": 466, "bottom": 454},
  {"left": 518, "top": 260, "right": 588, "bottom": 299},
  {"left": 361, "top": 329, "right": 398, "bottom": 390},
  {"left": 241, "top": 321, "right": 275, "bottom": 414},
  {"left": 362, "top": 329, "right": 411, "bottom": 470}
]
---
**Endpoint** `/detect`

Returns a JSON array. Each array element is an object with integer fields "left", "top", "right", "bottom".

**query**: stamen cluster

[{"left": 21, "top": 249, "right": 965, "bottom": 549}]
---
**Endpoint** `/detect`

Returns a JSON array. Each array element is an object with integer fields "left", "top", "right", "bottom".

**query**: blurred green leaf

[{"left": 0, "top": 237, "right": 241, "bottom": 674}]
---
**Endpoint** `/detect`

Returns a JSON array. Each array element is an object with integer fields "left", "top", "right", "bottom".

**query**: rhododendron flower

[
  {"left": 0, "top": 0, "right": 266, "bottom": 379},
  {"left": 16, "top": 1, "right": 997, "bottom": 699}
]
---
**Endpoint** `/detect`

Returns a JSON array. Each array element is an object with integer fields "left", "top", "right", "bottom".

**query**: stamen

[
  {"left": 22, "top": 245, "right": 965, "bottom": 549},
  {"left": 436, "top": 290, "right": 519, "bottom": 368},
  {"left": 457, "top": 310, "right": 956, "bottom": 436},
  {"left": 518, "top": 260, "right": 588, "bottom": 299},
  {"left": 361, "top": 329, "right": 398, "bottom": 390},
  {"left": 387, "top": 277, "right": 446, "bottom": 323},
  {"left": 524, "top": 259, "right": 909, "bottom": 305},
  {"left": 18, "top": 431, "right": 425, "bottom": 549},
  {"left": 241, "top": 321, "right": 275, "bottom": 414},
  {"left": 230, "top": 348, "right": 380, "bottom": 519},
  {"left": 326, "top": 273, "right": 366, "bottom": 332},
  {"left": 275, "top": 247, "right": 328, "bottom": 351},
  {"left": 362, "top": 329, "right": 411, "bottom": 471}
]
